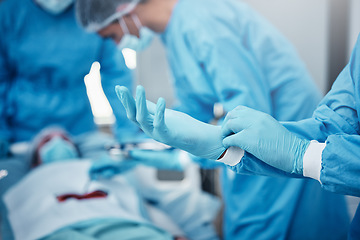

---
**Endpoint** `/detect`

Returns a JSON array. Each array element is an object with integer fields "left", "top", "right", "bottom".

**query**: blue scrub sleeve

[
  {"left": 283, "top": 64, "right": 359, "bottom": 141},
  {"left": 321, "top": 134, "right": 360, "bottom": 197},
  {"left": 229, "top": 152, "right": 302, "bottom": 178},
  {"left": 98, "top": 39, "right": 142, "bottom": 142},
  {"left": 230, "top": 65, "right": 360, "bottom": 178},
  {"left": 0, "top": 12, "right": 12, "bottom": 141}
]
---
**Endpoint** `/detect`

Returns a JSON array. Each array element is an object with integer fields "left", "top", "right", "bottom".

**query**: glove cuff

[{"left": 291, "top": 138, "right": 310, "bottom": 174}]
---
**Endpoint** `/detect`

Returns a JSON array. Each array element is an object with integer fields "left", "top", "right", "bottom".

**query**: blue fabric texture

[
  {"left": 348, "top": 204, "right": 360, "bottom": 240},
  {"left": 0, "top": 0, "right": 138, "bottom": 144},
  {"left": 0, "top": 139, "right": 9, "bottom": 159},
  {"left": 0, "top": 0, "right": 138, "bottom": 239},
  {"left": 41, "top": 218, "right": 173, "bottom": 240},
  {"left": 160, "top": 0, "right": 349, "bottom": 239}
]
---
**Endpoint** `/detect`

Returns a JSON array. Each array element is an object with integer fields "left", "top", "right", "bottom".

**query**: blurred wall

[
  {"left": 135, "top": 39, "right": 175, "bottom": 105},
  {"left": 349, "top": 0, "right": 360, "bottom": 56},
  {"left": 243, "top": 0, "right": 329, "bottom": 93}
]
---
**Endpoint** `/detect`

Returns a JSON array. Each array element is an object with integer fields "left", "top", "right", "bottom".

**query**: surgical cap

[{"left": 76, "top": 0, "right": 143, "bottom": 32}]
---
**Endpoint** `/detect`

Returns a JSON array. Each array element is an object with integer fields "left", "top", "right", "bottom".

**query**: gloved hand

[
  {"left": 129, "top": 149, "right": 184, "bottom": 170},
  {"left": 0, "top": 138, "right": 9, "bottom": 159},
  {"left": 221, "top": 106, "right": 310, "bottom": 174},
  {"left": 116, "top": 85, "right": 226, "bottom": 160},
  {"left": 89, "top": 156, "right": 137, "bottom": 180}
]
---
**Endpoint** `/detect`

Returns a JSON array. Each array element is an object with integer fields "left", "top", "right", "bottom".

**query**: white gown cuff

[
  {"left": 217, "top": 147, "right": 244, "bottom": 166},
  {"left": 302, "top": 140, "right": 325, "bottom": 182}
]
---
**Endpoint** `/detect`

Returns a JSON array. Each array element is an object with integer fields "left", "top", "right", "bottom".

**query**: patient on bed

[{"left": 3, "top": 129, "right": 220, "bottom": 240}]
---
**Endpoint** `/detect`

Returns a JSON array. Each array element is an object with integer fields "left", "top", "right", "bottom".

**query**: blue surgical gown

[
  {"left": 231, "top": 35, "right": 360, "bottom": 238},
  {"left": 160, "top": 0, "right": 349, "bottom": 239},
  {"left": 0, "top": 1, "right": 139, "bottom": 239},
  {"left": 0, "top": 0, "right": 138, "bottom": 144}
]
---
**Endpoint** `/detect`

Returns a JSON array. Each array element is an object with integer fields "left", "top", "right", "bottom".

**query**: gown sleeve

[
  {"left": 0, "top": 6, "right": 12, "bottom": 141},
  {"left": 231, "top": 36, "right": 360, "bottom": 197}
]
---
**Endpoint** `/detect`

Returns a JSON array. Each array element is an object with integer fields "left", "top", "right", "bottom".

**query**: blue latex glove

[
  {"left": 89, "top": 156, "right": 137, "bottom": 180},
  {"left": 129, "top": 149, "right": 184, "bottom": 170},
  {"left": 115, "top": 85, "right": 226, "bottom": 160},
  {"left": 0, "top": 139, "right": 9, "bottom": 159},
  {"left": 221, "top": 106, "right": 310, "bottom": 174}
]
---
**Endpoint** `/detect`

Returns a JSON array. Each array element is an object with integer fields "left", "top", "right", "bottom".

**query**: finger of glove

[
  {"left": 223, "top": 106, "right": 248, "bottom": 123},
  {"left": 153, "top": 98, "right": 169, "bottom": 136},
  {"left": 115, "top": 86, "right": 137, "bottom": 122},
  {"left": 221, "top": 117, "right": 249, "bottom": 138},
  {"left": 136, "top": 86, "right": 153, "bottom": 132},
  {"left": 222, "top": 107, "right": 261, "bottom": 137},
  {"left": 222, "top": 132, "right": 248, "bottom": 150},
  {"left": 222, "top": 106, "right": 258, "bottom": 127}
]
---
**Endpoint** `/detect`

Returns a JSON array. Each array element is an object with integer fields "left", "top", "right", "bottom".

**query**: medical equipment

[{"left": 105, "top": 140, "right": 173, "bottom": 160}]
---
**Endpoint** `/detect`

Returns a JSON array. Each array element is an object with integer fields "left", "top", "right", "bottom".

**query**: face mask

[
  {"left": 35, "top": 0, "right": 74, "bottom": 15},
  {"left": 39, "top": 136, "right": 78, "bottom": 164},
  {"left": 117, "top": 15, "right": 155, "bottom": 52}
]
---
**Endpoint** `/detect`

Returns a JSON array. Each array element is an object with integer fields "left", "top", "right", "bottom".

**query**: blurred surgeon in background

[
  {"left": 0, "top": 0, "right": 141, "bottom": 238},
  {"left": 76, "top": 0, "right": 350, "bottom": 239}
]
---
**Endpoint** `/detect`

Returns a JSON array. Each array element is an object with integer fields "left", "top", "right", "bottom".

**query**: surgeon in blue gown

[
  {"left": 0, "top": 0, "right": 140, "bottom": 238},
  {"left": 218, "top": 35, "right": 360, "bottom": 239},
  {"left": 75, "top": 0, "right": 350, "bottom": 239}
]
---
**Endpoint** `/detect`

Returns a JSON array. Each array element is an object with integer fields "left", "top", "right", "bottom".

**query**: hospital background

[{"left": 2, "top": 0, "right": 360, "bottom": 239}]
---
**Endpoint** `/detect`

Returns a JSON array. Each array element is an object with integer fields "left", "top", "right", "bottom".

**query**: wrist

[
  {"left": 212, "top": 125, "right": 228, "bottom": 159},
  {"left": 292, "top": 138, "right": 310, "bottom": 174}
]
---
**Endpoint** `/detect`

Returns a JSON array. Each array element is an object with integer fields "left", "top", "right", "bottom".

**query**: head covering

[{"left": 76, "top": 0, "right": 142, "bottom": 32}]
